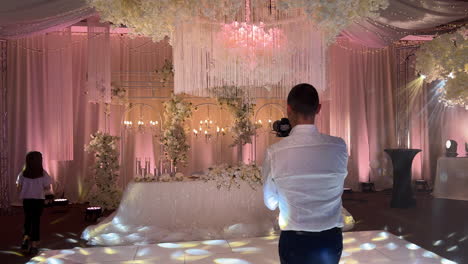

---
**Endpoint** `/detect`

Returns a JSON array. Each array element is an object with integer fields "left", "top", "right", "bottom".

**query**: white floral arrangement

[
  {"left": 201, "top": 163, "right": 262, "bottom": 190},
  {"left": 160, "top": 173, "right": 172, "bottom": 182},
  {"left": 277, "top": 0, "right": 389, "bottom": 44},
  {"left": 134, "top": 172, "right": 186, "bottom": 182},
  {"left": 174, "top": 172, "right": 185, "bottom": 181},
  {"left": 415, "top": 27, "right": 468, "bottom": 107},
  {"left": 155, "top": 59, "right": 174, "bottom": 84},
  {"left": 213, "top": 87, "right": 261, "bottom": 147},
  {"left": 87, "top": 0, "right": 242, "bottom": 43},
  {"left": 110, "top": 82, "right": 128, "bottom": 105},
  {"left": 134, "top": 173, "right": 157, "bottom": 182},
  {"left": 161, "top": 93, "right": 193, "bottom": 167},
  {"left": 88, "top": 0, "right": 387, "bottom": 45},
  {"left": 84, "top": 131, "right": 122, "bottom": 210}
]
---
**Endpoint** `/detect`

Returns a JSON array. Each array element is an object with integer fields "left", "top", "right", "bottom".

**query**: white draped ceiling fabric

[
  {"left": 342, "top": 0, "right": 468, "bottom": 48},
  {"left": 0, "top": 0, "right": 467, "bottom": 204},
  {"left": 0, "top": 0, "right": 95, "bottom": 40}
]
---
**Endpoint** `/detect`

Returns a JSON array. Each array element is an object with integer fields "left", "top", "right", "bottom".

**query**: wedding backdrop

[
  {"left": 0, "top": 0, "right": 466, "bottom": 202},
  {"left": 0, "top": 0, "right": 467, "bottom": 250}
]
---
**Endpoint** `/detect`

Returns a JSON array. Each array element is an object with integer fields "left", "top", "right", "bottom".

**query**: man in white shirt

[{"left": 263, "top": 83, "right": 348, "bottom": 264}]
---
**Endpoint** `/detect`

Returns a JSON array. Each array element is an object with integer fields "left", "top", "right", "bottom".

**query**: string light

[
  {"left": 334, "top": 39, "right": 388, "bottom": 55},
  {"left": 9, "top": 31, "right": 169, "bottom": 54}
]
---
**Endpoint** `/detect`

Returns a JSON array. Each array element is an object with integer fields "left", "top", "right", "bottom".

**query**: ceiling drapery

[
  {"left": 0, "top": 0, "right": 466, "bottom": 45},
  {"left": 0, "top": 0, "right": 95, "bottom": 40},
  {"left": 342, "top": 0, "right": 468, "bottom": 47}
]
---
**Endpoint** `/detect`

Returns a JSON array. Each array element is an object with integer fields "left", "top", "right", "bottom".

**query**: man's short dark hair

[{"left": 287, "top": 83, "right": 320, "bottom": 117}]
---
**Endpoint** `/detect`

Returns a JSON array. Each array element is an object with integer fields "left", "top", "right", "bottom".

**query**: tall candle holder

[
  {"left": 159, "top": 157, "right": 164, "bottom": 176},
  {"left": 144, "top": 157, "right": 150, "bottom": 176},
  {"left": 170, "top": 161, "right": 175, "bottom": 175},
  {"left": 136, "top": 158, "right": 142, "bottom": 176}
]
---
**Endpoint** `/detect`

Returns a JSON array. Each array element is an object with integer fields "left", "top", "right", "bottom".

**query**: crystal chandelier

[
  {"left": 174, "top": 1, "right": 326, "bottom": 98},
  {"left": 218, "top": 0, "right": 285, "bottom": 68},
  {"left": 219, "top": 21, "right": 285, "bottom": 68}
]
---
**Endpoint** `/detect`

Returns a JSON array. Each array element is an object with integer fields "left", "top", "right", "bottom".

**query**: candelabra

[
  {"left": 255, "top": 119, "right": 273, "bottom": 128},
  {"left": 123, "top": 119, "right": 160, "bottom": 134},
  {"left": 193, "top": 116, "right": 226, "bottom": 142}
]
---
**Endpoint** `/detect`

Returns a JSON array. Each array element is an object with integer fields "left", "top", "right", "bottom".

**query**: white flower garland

[
  {"left": 134, "top": 172, "right": 185, "bottom": 182},
  {"left": 84, "top": 132, "right": 122, "bottom": 210},
  {"left": 202, "top": 163, "right": 263, "bottom": 190},
  {"left": 110, "top": 82, "right": 128, "bottom": 105},
  {"left": 213, "top": 87, "right": 261, "bottom": 147},
  {"left": 415, "top": 27, "right": 468, "bottom": 106},
  {"left": 88, "top": 0, "right": 388, "bottom": 44},
  {"left": 161, "top": 94, "right": 193, "bottom": 167},
  {"left": 87, "top": 0, "right": 242, "bottom": 43},
  {"left": 154, "top": 59, "right": 174, "bottom": 84}
]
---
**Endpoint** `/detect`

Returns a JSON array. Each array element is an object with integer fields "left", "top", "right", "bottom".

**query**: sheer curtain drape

[
  {"left": 7, "top": 32, "right": 458, "bottom": 203},
  {"left": 328, "top": 39, "right": 397, "bottom": 190},
  {"left": 0, "top": 0, "right": 94, "bottom": 40},
  {"left": 87, "top": 17, "right": 111, "bottom": 103},
  {"left": 7, "top": 32, "right": 121, "bottom": 203}
]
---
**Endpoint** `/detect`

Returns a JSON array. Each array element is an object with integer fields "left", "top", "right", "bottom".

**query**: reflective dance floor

[{"left": 27, "top": 231, "right": 457, "bottom": 264}]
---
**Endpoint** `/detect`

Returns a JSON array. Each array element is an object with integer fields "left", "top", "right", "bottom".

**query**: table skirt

[
  {"left": 433, "top": 157, "right": 468, "bottom": 201},
  {"left": 82, "top": 180, "right": 278, "bottom": 246}
]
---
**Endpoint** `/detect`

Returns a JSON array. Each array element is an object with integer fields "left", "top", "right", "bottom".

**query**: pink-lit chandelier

[
  {"left": 173, "top": 1, "right": 326, "bottom": 98},
  {"left": 218, "top": 0, "right": 285, "bottom": 67}
]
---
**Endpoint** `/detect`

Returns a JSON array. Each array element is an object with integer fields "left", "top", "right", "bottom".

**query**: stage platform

[{"left": 28, "top": 231, "right": 457, "bottom": 264}]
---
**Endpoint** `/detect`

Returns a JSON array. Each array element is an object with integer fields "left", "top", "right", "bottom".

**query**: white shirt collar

[{"left": 290, "top": 124, "right": 318, "bottom": 136}]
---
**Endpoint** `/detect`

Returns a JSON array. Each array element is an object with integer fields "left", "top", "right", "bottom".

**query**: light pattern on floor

[{"left": 27, "top": 231, "right": 457, "bottom": 264}]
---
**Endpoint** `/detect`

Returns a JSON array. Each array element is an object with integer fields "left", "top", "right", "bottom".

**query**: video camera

[{"left": 272, "top": 118, "right": 292, "bottom": 137}]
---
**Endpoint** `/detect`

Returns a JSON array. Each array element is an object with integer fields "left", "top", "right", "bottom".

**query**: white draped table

[
  {"left": 82, "top": 180, "right": 278, "bottom": 246},
  {"left": 433, "top": 157, "right": 468, "bottom": 201}
]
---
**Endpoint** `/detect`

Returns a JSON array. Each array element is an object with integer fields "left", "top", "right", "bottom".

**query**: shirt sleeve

[
  {"left": 262, "top": 149, "right": 279, "bottom": 211},
  {"left": 43, "top": 170, "right": 53, "bottom": 188},
  {"left": 16, "top": 172, "right": 23, "bottom": 186}
]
